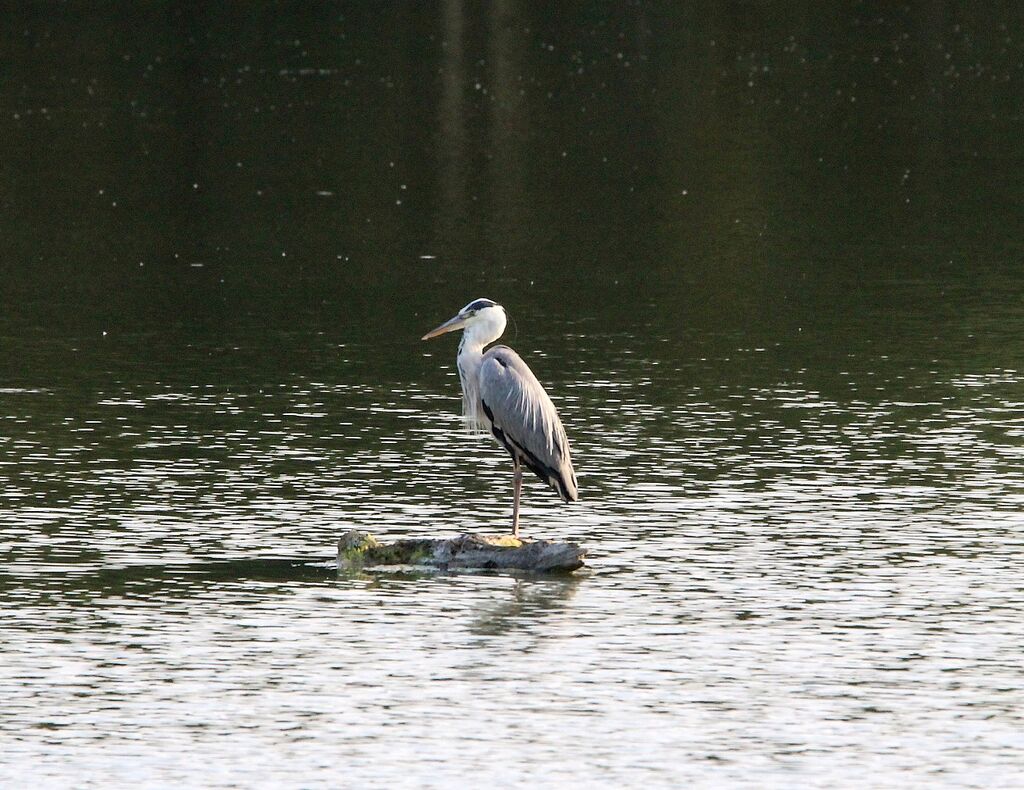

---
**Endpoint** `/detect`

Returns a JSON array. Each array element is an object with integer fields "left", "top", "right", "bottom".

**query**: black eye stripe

[{"left": 466, "top": 298, "right": 497, "bottom": 311}]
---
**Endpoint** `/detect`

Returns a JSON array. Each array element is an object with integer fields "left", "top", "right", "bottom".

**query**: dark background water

[
  {"left": 2, "top": 3, "right": 1023, "bottom": 787},
  {"left": 4, "top": 2, "right": 1023, "bottom": 339}
]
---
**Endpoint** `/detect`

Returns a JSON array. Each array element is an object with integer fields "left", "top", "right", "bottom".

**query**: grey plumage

[{"left": 479, "top": 345, "right": 578, "bottom": 503}]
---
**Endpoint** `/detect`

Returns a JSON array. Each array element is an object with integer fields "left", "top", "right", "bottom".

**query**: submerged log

[{"left": 337, "top": 530, "right": 587, "bottom": 573}]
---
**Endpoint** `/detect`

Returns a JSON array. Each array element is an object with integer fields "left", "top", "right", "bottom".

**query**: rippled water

[
  {"left": 4, "top": 316, "right": 1024, "bottom": 787},
  {"left": 4, "top": 2, "right": 1024, "bottom": 787}
]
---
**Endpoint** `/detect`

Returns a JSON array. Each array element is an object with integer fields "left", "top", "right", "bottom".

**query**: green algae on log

[{"left": 337, "top": 531, "right": 587, "bottom": 573}]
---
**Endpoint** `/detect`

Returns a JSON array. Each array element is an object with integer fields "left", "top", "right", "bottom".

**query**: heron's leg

[{"left": 512, "top": 456, "right": 523, "bottom": 538}]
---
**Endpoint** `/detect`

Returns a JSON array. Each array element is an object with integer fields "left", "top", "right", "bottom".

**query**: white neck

[
  {"left": 456, "top": 335, "right": 489, "bottom": 433},
  {"left": 455, "top": 308, "right": 506, "bottom": 432}
]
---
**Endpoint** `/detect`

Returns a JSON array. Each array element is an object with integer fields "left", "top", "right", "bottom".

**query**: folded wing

[{"left": 478, "top": 345, "right": 578, "bottom": 502}]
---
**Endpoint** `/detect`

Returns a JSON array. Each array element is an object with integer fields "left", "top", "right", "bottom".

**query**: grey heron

[{"left": 422, "top": 298, "right": 578, "bottom": 538}]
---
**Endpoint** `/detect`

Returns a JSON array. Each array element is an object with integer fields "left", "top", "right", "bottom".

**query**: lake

[{"left": 2, "top": 3, "right": 1023, "bottom": 787}]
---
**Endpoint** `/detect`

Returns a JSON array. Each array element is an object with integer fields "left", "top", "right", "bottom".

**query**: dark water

[{"left": 3, "top": 3, "right": 1024, "bottom": 787}]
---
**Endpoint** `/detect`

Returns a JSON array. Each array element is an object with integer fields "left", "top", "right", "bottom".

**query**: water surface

[{"left": 2, "top": 3, "right": 1024, "bottom": 787}]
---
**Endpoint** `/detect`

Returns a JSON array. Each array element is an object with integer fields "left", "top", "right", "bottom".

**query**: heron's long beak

[{"left": 421, "top": 313, "right": 468, "bottom": 340}]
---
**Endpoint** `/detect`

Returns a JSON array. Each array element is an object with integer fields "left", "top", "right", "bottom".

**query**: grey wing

[{"left": 478, "top": 345, "right": 578, "bottom": 502}]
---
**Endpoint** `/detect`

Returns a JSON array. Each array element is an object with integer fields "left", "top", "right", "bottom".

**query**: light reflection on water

[{"left": 2, "top": 330, "right": 1023, "bottom": 787}]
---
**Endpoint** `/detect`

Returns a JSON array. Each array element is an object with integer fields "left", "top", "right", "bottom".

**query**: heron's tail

[{"left": 555, "top": 467, "right": 579, "bottom": 502}]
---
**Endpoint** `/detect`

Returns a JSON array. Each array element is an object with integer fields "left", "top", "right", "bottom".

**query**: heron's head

[{"left": 421, "top": 298, "right": 507, "bottom": 344}]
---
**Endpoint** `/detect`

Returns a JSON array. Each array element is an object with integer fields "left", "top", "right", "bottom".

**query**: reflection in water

[
  {"left": 439, "top": 0, "right": 469, "bottom": 245},
  {"left": 2, "top": 2, "right": 1024, "bottom": 787},
  {"left": 469, "top": 577, "right": 581, "bottom": 637}
]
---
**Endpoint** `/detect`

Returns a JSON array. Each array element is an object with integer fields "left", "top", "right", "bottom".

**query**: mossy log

[{"left": 337, "top": 530, "right": 587, "bottom": 573}]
